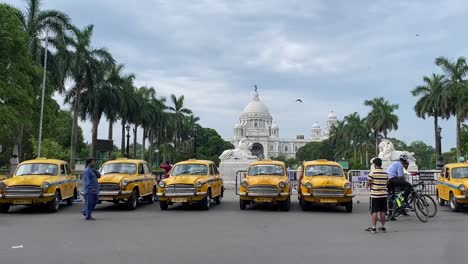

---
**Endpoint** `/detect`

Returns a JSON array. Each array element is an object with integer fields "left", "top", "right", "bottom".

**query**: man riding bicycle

[{"left": 386, "top": 154, "right": 413, "bottom": 207}]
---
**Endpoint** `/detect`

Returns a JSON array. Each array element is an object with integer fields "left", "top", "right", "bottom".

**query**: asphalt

[{"left": 0, "top": 191, "right": 467, "bottom": 264}]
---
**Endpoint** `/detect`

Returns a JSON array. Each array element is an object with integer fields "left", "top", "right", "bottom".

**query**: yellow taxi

[
  {"left": 298, "top": 159, "right": 354, "bottom": 212},
  {"left": 98, "top": 158, "right": 157, "bottom": 210},
  {"left": 0, "top": 158, "right": 78, "bottom": 213},
  {"left": 436, "top": 162, "right": 468, "bottom": 212},
  {"left": 238, "top": 160, "right": 291, "bottom": 211},
  {"left": 157, "top": 159, "right": 223, "bottom": 210}
]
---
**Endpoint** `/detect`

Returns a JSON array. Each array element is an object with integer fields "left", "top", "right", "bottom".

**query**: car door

[
  {"left": 143, "top": 163, "right": 154, "bottom": 194},
  {"left": 59, "top": 164, "right": 70, "bottom": 197},
  {"left": 138, "top": 163, "right": 148, "bottom": 196},
  {"left": 440, "top": 167, "right": 450, "bottom": 200},
  {"left": 65, "top": 164, "right": 76, "bottom": 198},
  {"left": 212, "top": 164, "right": 222, "bottom": 196}
]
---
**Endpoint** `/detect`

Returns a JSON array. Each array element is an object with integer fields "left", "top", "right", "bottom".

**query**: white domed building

[{"left": 230, "top": 92, "right": 337, "bottom": 159}]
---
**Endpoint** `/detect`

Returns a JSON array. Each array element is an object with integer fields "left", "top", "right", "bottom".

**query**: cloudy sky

[{"left": 8, "top": 0, "right": 468, "bottom": 151}]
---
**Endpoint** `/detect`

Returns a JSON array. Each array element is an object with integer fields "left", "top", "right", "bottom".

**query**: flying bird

[
  {"left": 296, "top": 99, "right": 303, "bottom": 103},
  {"left": 254, "top": 85, "right": 258, "bottom": 92},
  {"left": 416, "top": 34, "right": 419, "bottom": 37}
]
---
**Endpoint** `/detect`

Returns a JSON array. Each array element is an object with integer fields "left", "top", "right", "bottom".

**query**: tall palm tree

[
  {"left": 329, "top": 120, "right": 350, "bottom": 160},
  {"left": 117, "top": 82, "right": 137, "bottom": 157},
  {"left": 167, "top": 95, "right": 192, "bottom": 151},
  {"left": 364, "top": 97, "right": 399, "bottom": 155},
  {"left": 344, "top": 112, "right": 369, "bottom": 161},
  {"left": 435, "top": 56, "right": 468, "bottom": 159},
  {"left": 411, "top": 73, "right": 450, "bottom": 161},
  {"left": 65, "top": 25, "right": 114, "bottom": 169}
]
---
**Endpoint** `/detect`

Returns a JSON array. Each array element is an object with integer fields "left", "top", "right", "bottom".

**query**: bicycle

[
  {"left": 387, "top": 182, "right": 431, "bottom": 223},
  {"left": 412, "top": 182, "right": 437, "bottom": 218}
]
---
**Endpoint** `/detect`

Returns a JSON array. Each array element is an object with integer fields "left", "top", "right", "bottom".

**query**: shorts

[{"left": 371, "top": 197, "right": 387, "bottom": 213}]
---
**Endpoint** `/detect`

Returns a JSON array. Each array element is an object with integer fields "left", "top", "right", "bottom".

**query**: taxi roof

[
  {"left": 175, "top": 159, "right": 214, "bottom": 166},
  {"left": 303, "top": 159, "right": 341, "bottom": 167},
  {"left": 249, "top": 160, "right": 285, "bottom": 166},
  {"left": 21, "top": 158, "right": 67, "bottom": 165},
  {"left": 444, "top": 162, "right": 468, "bottom": 169},
  {"left": 104, "top": 158, "right": 147, "bottom": 164}
]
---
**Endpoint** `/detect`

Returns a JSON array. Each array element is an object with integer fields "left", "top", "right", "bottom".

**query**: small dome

[
  {"left": 234, "top": 123, "right": 241, "bottom": 129},
  {"left": 328, "top": 110, "right": 337, "bottom": 119},
  {"left": 242, "top": 93, "right": 270, "bottom": 115},
  {"left": 312, "top": 121, "right": 321, "bottom": 129},
  {"left": 271, "top": 122, "right": 279, "bottom": 129}
]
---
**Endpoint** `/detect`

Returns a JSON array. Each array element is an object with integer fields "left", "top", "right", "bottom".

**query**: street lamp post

[
  {"left": 125, "top": 124, "right": 131, "bottom": 158},
  {"left": 155, "top": 149, "right": 160, "bottom": 166},
  {"left": 37, "top": 28, "right": 50, "bottom": 158},
  {"left": 436, "top": 126, "right": 444, "bottom": 169}
]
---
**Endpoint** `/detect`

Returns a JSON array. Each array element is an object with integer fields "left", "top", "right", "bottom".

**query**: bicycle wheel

[
  {"left": 421, "top": 194, "right": 437, "bottom": 218},
  {"left": 413, "top": 197, "right": 429, "bottom": 223},
  {"left": 386, "top": 198, "right": 397, "bottom": 221}
]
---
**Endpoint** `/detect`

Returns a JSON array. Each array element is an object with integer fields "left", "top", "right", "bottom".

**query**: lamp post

[
  {"left": 125, "top": 124, "right": 131, "bottom": 158},
  {"left": 155, "top": 149, "right": 160, "bottom": 166},
  {"left": 436, "top": 126, "right": 444, "bottom": 169},
  {"left": 37, "top": 27, "right": 50, "bottom": 158}
]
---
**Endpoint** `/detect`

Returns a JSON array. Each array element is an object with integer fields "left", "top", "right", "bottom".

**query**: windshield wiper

[{"left": 104, "top": 171, "right": 124, "bottom": 174}]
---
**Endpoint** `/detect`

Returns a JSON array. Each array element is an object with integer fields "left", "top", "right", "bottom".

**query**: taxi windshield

[
  {"left": 305, "top": 165, "right": 343, "bottom": 177},
  {"left": 16, "top": 163, "right": 58, "bottom": 176},
  {"left": 171, "top": 164, "right": 208, "bottom": 176},
  {"left": 100, "top": 163, "right": 136, "bottom": 175},
  {"left": 248, "top": 165, "right": 284, "bottom": 176},
  {"left": 452, "top": 167, "right": 468, "bottom": 179}
]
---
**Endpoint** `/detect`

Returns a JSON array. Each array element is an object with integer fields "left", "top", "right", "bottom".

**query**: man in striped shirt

[{"left": 366, "top": 158, "right": 388, "bottom": 233}]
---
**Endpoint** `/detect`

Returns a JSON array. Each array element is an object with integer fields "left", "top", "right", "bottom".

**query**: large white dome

[{"left": 242, "top": 93, "right": 270, "bottom": 115}]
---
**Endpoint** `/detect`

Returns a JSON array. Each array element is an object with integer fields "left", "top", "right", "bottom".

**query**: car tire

[
  {"left": 48, "top": 191, "right": 61, "bottom": 213},
  {"left": 126, "top": 189, "right": 139, "bottom": 210},
  {"left": 112, "top": 199, "right": 120, "bottom": 205},
  {"left": 239, "top": 199, "right": 247, "bottom": 210},
  {"left": 345, "top": 202, "right": 353, "bottom": 213},
  {"left": 159, "top": 200, "right": 169, "bottom": 210},
  {"left": 146, "top": 187, "right": 156, "bottom": 204},
  {"left": 436, "top": 191, "right": 445, "bottom": 206},
  {"left": 214, "top": 187, "right": 223, "bottom": 205},
  {"left": 279, "top": 197, "right": 291, "bottom": 211},
  {"left": 66, "top": 196, "right": 74, "bottom": 206},
  {"left": 201, "top": 189, "right": 212, "bottom": 210},
  {"left": 449, "top": 193, "right": 461, "bottom": 212},
  {"left": 300, "top": 198, "right": 309, "bottom": 211},
  {"left": 0, "top": 204, "right": 10, "bottom": 213}
]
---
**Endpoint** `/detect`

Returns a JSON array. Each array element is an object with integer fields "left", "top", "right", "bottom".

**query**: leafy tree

[
  {"left": 296, "top": 141, "right": 335, "bottom": 162},
  {"left": 407, "top": 141, "right": 436, "bottom": 170},
  {"left": 195, "top": 127, "right": 234, "bottom": 165},
  {"left": 461, "top": 124, "right": 468, "bottom": 158},
  {"left": 30, "top": 138, "right": 69, "bottom": 160}
]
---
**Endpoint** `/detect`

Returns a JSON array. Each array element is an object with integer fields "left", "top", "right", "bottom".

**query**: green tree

[
  {"left": 407, "top": 141, "right": 436, "bottom": 169},
  {"left": 461, "top": 124, "right": 468, "bottom": 158},
  {"left": 195, "top": 127, "right": 234, "bottom": 165},
  {"left": 435, "top": 56, "right": 468, "bottom": 159},
  {"left": 167, "top": 94, "right": 192, "bottom": 151},
  {"left": 412, "top": 73, "right": 450, "bottom": 161},
  {"left": 296, "top": 141, "right": 335, "bottom": 162},
  {"left": 65, "top": 24, "right": 114, "bottom": 169},
  {"left": 364, "top": 97, "right": 399, "bottom": 155},
  {"left": 30, "top": 138, "right": 69, "bottom": 160}
]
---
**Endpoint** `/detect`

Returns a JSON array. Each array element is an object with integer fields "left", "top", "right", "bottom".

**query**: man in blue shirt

[
  {"left": 387, "top": 154, "right": 412, "bottom": 206},
  {"left": 82, "top": 158, "right": 100, "bottom": 220}
]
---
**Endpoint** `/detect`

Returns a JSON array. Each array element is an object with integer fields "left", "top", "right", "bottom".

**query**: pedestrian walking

[
  {"left": 82, "top": 158, "right": 100, "bottom": 221},
  {"left": 160, "top": 160, "right": 172, "bottom": 179},
  {"left": 366, "top": 158, "right": 389, "bottom": 233}
]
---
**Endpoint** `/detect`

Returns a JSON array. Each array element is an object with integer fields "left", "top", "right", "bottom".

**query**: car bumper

[
  {"left": 238, "top": 192, "right": 290, "bottom": 197},
  {"left": 95, "top": 191, "right": 133, "bottom": 200},
  {"left": 0, "top": 193, "right": 55, "bottom": 198},
  {"left": 302, "top": 193, "right": 355, "bottom": 198},
  {"left": 156, "top": 192, "right": 207, "bottom": 197}
]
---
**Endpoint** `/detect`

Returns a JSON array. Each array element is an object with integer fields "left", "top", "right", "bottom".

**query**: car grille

[
  {"left": 99, "top": 183, "right": 120, "bottom": 192},
  {"left": 247, "top": 185, "right": 279, "bottom": 194},
  {"left": 312, "top": 188, "right": 344, "bottom": 197},
  {"left": 5, "top": 186, "right": 42, "bottom": 196},
  {"left": 165, "top": 184, "right": 195, "bottom": 194}
]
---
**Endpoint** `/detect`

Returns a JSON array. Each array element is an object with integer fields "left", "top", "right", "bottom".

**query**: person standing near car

[
  {"left": 82, "top": 158, "right": 100, "bottom": 221},
  {"left": 160, "top": 160, "right": 172, "bottom": 179},
  {"left": 366, "top": 158, "right": 388, "bottom": 233}
]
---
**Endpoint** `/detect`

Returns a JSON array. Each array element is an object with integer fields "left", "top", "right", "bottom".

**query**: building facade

[{"left": 228, "top": 92, "right": 337, "bottom": 159}]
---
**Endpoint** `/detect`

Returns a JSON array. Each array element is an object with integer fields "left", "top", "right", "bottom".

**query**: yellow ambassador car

[
  {"left": 298, "top": 159, "right": 354, "bottom": 212},
  {"left": 0, "top": 158, "right": 78, "bottom": 213},
  {"left": 157, "top": 159, "right": 223, "bottom": 210},
  {"left": 436, "top": 162, "right": 468, "bottom": 212},
  {"left": 98, "top": 158, "right": 157, "bottom": 210},
  {"left": 238, "top": 160, "right": 291, "bottom": 211}
]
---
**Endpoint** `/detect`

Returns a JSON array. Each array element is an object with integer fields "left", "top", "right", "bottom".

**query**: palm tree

[
  {"left": 167, "top": 95, "right": 192, "bottom": 151},
  {"left": 411, "top": 73, "right": 450, "bottom": 161},
  {"left": 329, "top": 120, "right": 350, "bottom": 160},
  {"left": 435, "top": 56, "right": 468, "bottom": 159},
  {"left": 65, "top": 25, "right": 114, "bottom": 169},
  {"left": 344, "top": 112, "right": 369, "bottom": 161},
  {"left": 364, "top": 97, "right": 399, "bottom": 155}
]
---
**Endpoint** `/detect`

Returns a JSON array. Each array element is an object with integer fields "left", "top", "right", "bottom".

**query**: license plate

[
  {"left": 13, "top": 200, "right": 32, "bottom": 205},
  {"left": 254, "top": 198, "right": 272, "bottom": 203},
  {"left": 320, "top": 199, "right": 337, "bottom": 204},
  {"left": 172, "top": 198, "right": 187, "bottom": 203}
]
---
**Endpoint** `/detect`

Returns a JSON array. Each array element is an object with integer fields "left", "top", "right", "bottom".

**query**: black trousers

[{"left": 388, "top": 177, "right": 412, "bottom": 203}]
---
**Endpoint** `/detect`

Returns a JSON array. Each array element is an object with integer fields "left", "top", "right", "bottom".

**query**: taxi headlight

[
  {"left": 344, "top": 182, "right": 352, "bottom": 190},
  {"left": 195, "top": 181, "right": 203, "bottom": 188},
  {"left": 241, "top": 181, "right": 248, "bottom": 188},
  {"left": 158, "top": 181, "right": 166, "bottom": 188},
  {"left": 278, "top": 181, "right": 286, "bottom": 188},
  {"left": 305, "top": 182, "right": 312, "bottom": 189},
  {"left": 121, "top": 180, "right": 129, "bottom": 187},
  {"left": 458, "top": 184, "right": 465, "bottom": 192},
  {"left": 0, "top": 182, "right": 6, "bottom": 189},
  {"left": 42, "top": 182, "right": 50, "bottom": 189}
]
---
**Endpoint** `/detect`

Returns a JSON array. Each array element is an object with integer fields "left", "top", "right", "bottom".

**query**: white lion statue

[
  {"left": 219, "top": 139, "right": 258, "bottom": 161},
  {"left": 378, "top": 139, "right": 416, "bottom": 161}
]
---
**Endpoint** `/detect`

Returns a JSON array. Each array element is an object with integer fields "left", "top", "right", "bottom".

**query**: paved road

[{"left": 0, "top": 191, "right": 467, "bottom": 264}]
